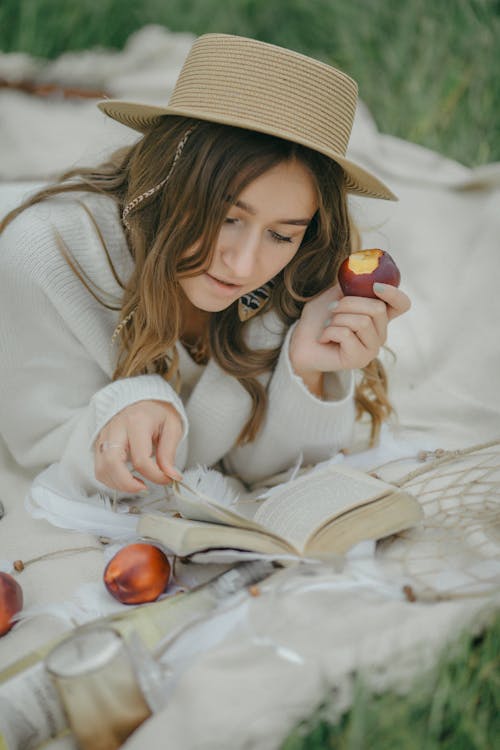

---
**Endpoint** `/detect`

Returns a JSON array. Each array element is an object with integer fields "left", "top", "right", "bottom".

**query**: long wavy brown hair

[{"left": 1, "top": 116, "right": 392, "bottom": 444}]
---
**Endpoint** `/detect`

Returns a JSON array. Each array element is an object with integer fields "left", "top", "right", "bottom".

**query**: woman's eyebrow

[{"left": 234, "top": 199, "right": 311, "bottom": 226}]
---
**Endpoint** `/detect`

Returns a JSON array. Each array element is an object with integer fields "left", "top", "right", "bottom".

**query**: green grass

[
  {"left": 0, "top": 0, "right": 499, "bottom": 167},
  {"left": 1, "top": 1, "right": 499, "bottom": 745},
  {"left": 282, "top": 611, "right": 500, "bottom": 750}
]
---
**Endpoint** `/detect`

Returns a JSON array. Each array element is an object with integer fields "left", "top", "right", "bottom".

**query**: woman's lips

[{"left": 205, "top": 273, "right": 244, "bottom": 296}]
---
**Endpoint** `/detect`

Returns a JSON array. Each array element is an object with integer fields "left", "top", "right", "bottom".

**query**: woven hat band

[{"left": 169, "top": 35, "right": 357, "bottom": 158}]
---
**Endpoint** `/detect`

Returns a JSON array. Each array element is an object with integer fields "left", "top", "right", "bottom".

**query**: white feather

[
  {"left": 16, "top": 576, "right": 183, "bottom": 627},
  {"left": 259, "top": 554, "right": 408, "bottom": 602},
  {"left": 15, "top": 600, "right": 85, "bottom": 627},
  {"left": 16, "top": 582, "right": 127, "bottom": 628},
  {"left": 72, "top": 581, "right": 127, "bottom": 619},
  {"left": 26, "top": 471, "right": 139, "bottom": 539},
  {"left": 341, "top": 423, "right": 437, "bottom": 471},
  {"left": 182, "top": 465, "right": 242, "bottom": 506}
]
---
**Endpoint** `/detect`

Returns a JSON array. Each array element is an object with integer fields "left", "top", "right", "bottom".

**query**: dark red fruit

[
  {"left": 0, "top": 572, "right": 23, "bottom": 636},
  {"left": 103, "top": 543, "right": 171, "bottom": 605},
  {"left": 338, "top": 249, "right": 400, "bottom": 298}
]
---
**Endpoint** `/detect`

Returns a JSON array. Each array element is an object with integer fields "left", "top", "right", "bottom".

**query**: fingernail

[
  {"left": 373, "top": 282, "right": 389, "bottom": 293},
  {"left": 327, "top": 301, "right": 339, "bottom": 312},
  {"left": 169, "top": 466, "right": 183, "bottom": 481}
]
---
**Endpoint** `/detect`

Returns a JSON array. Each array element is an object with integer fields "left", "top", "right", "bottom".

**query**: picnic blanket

[{"left": 1, "top": 26, "right": 499, "bottom": 750}]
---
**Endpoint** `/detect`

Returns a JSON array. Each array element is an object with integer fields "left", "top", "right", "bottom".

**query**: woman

[{"left": 0, "top": 34, "right": 410, "bottom": 499}]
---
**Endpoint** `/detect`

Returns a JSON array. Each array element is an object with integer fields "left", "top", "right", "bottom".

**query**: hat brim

[{"left": 98, "top": 100, "right": 397, "bottom": 202}]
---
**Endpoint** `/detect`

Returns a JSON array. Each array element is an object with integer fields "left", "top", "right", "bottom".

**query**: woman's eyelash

[
  {"left": 270, "top": 231, "right": 292, "bottom": 244},
  {"left": 224, "top": 218, "right": 292, "bottom": 244}
]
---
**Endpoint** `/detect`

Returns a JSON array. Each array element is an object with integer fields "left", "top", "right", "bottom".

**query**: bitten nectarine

[
  {"left": 103, "top": 543, "right": 171, "bottom": 605},
  {"left": 338, "top": 249, "right": 400, "bottom": 298},
  {"left": 0, "top": 572, "right": 23, "bottom": 636}
]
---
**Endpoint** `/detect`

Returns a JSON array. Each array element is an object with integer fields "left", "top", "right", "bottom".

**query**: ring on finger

[{"left": 99, "top": 441, "right": 127, "bottom": 453}]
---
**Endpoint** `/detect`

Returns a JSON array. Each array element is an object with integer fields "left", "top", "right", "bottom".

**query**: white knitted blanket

[{"left": 1, "top": 26, "right": 499, "bottom": 750}]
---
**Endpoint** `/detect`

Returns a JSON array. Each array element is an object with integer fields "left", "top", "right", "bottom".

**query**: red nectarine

[
  {"left": 103, "top": 543, "right": 171, "bottom": 605},
  {"left": 0, "top": 572, "right": 23, "bottom": 636},
  {"left": 338, "top": 249, "right": 400, "bottom": 298}
]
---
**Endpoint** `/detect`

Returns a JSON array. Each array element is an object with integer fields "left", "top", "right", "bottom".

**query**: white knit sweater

[{"left": 0, "top": 191, "right": 355, "bottom": 497}]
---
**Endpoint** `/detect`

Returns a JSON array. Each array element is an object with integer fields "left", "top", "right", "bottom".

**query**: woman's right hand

[{"left": 94, "top": 400, "right": 184, "bottom": 493}]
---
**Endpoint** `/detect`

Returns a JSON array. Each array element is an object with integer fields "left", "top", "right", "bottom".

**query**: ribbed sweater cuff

[
  {"left": 268, "top": 323, "right": 355, "bottom": 440},
  {"left": 88, "top": 374, "right": 188, "bottom": 449}
]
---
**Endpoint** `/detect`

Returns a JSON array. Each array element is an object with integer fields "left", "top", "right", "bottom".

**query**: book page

[
  {"left": 173, "top": 481, "right": 270, "bottom": 533},
  {"left": 253, "top": 465, "right": 391, "bottom": 551}
]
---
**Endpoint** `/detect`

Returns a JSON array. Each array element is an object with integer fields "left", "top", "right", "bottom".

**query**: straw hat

[{"left": 99, "top": 33, "right": 396, "bottom": 201}]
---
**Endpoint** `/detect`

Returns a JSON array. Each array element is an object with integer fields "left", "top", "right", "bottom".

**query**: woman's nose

[{"left": 221, "top": 230, "right": 260, "bottom": 278}]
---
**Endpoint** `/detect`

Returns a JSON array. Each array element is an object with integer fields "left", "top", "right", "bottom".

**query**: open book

[{"left": 137, "top": 463, "right": 423, "bottom": 559}]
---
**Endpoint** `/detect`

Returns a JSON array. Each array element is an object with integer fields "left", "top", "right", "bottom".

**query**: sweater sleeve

[
  {"left": 223, "top": 322, "right": 356, "bottom": 485},
  {"left": 0, "top": 204, "right": 188, "bottom": 497}
]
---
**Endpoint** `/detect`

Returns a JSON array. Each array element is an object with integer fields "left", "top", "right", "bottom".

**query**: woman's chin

[{"left": 181, "top": 273, "right": 244, "bottom": 312}]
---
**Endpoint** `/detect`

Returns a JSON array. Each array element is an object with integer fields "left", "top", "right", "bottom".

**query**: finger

[
  {"left": 319, "top": 313, "right": 383, "bottom": 350},
  {"left": 372, "top": 283, "right": 411, "bottom": 320},
  {"left": 96, "top": 448, "right": 148, "bottom": 493},
  {"left": 156, "top": 417, "right": 184, "bottom": 481},
  {"left": 95, "top": 428, "right": 128, "bottom": 459},
  {"left": 312, "top": 282, "right": 343, "bottom": 306},
  {"left": 95, "top": 427, "right": 149, "bottom": 493},
  {"left": 320, "top": 325, "right": 377, "bottom": 369},
  {"left": 101, "top": 466, "right": 148, "bottom": 494},
  {"left": 328, "top": 296, "right": 388, "bottom": 340},
  {"left": 324, "top": 283, "right": 343, "bottom": 305},
  {"left": 129, "top": 431, "right": 175, "bottom": 486}
]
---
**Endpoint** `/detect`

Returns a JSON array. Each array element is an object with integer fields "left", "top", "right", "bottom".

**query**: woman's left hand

[{"left": 289, "top": 282, "right": 411, "bottom": 388}]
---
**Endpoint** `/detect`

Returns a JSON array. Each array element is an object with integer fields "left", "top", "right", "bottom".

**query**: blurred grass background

[
  {"left": 1, "top": 1, "right": 499, "bottom": 747},
  {"left": 0, "top": 0, "right": 499, "bottom": 167},
  {"left": 282, "top": 611, "right": 500, "bottom": 750}
]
